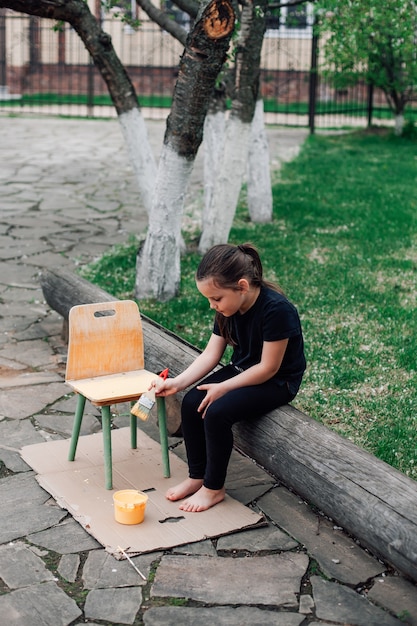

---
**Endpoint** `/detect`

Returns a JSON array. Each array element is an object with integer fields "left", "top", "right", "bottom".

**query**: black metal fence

[{"left": 0, "top": 12, "right": 403, "bottom": 130}]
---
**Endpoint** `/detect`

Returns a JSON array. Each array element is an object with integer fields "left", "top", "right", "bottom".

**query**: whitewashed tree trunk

[
  {"left": 135, "top": 0, "right": 235, "bottom": 301},
  {"left": 135, "top": 144, "right": 193, "bottom": 300},
  {"left": 202, "top": 108, "right": 226, "bottom": 233},
  {"left": 118, "top": 108, "right": 157, "bottom": 215},
  {"left": 247, "top": 98, "right": 272, "bottom": 223},
  {"left": 198, "top": 0, "right": 267, "bottom": 254},
  {"left": 199, "top": 116, "right": 251, "bottom": 252},
  {"left": 395, "top": 112, "right": 405, "bottom": 136},
  {"left": 137, "top": 0, "right": 272, "bottom": 234}
]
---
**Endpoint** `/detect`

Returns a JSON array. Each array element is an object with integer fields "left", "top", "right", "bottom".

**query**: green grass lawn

[{"left": 80, "top": 127, "right": 417, "bottom": 479}]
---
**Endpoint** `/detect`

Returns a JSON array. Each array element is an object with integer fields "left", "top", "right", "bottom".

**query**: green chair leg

[
  {"left": 157, "top": 397, "right": 170, "bottom": 478},
  {"left": 68, "top": 394, "right": 86, "bottom": 461},
  {"left": 101, "top": 405, "right": 113, "bottom": 490},
  {"left": 130, "top": 403, "right": 137, "bottom": 449}
]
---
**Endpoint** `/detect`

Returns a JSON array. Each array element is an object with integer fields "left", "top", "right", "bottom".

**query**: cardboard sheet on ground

[{"left": 21, "top": 428, "right": 263, "bottom": 557}]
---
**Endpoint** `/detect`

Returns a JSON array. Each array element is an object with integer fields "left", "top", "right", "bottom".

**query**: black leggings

[{"left": 181, "top": 365, "right": 295, "bottom": 490}]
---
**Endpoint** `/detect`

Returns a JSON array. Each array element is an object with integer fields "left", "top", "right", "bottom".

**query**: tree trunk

[
  {"left": 202, "top": 95, "right": 273, "bottom": 235},
  {"left": 247, "top": 97, "right": 273, "bottom": 223},
  {"left": 199, "top": 112, "right": 251, "bottom": 253},
  {"left": 198, "top": 0, "right": 267, "bottom": 253},
  {"left": 203, "top": 88, "right": 227, "bottom": 233},
  {"left": 135, "top": 0, "right": 235, "bottom": 301},
  {"left": 0, "top": 0, "right": 157, "bottom": 214},
  {"left": 137, "top": 0, "right": 273, "bottom": 235},
  {"left": 394, "top": 112, "right": 405, "bottom": 136}
]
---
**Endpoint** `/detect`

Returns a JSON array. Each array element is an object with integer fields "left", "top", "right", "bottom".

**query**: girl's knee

[
  {"left": 181, "top": 387, "right": 203, "bottom": 418},
  {"left": 204, "top": 404, "right": 232, "bottom": 433}
]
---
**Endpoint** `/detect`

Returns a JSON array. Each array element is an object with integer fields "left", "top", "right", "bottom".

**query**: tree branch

[
  {"left": 0, "top": 0, "right": 66, "bottom": 16},
  {"left": 136, "top": 0, "right": 188, "bottom": 46},
  {"left": 171, "top": 0, "right": 199, "bottom": 19}
]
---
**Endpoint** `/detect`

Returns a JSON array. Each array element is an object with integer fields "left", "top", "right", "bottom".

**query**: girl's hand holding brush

[
  {"left": 150, "top": 373, "right": 178, "bottom": 397},
  {"left": 131, "top": 368, "right": 170, "bottom": 420}
]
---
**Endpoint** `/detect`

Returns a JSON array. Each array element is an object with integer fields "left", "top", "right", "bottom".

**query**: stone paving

[{"left": 0, "top": 114, "right": 416, "bottom": 625}]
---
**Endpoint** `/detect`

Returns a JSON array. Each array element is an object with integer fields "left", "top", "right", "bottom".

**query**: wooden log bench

[{"left": 40, "top": 267, "right": 417, "bottom": 583}]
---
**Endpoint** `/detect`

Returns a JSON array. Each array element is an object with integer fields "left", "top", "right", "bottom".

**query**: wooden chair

[{"left": 65, "top": 300, "right": 170, "bottom": 489}]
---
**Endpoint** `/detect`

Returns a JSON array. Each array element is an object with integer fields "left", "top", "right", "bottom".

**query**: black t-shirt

[{"left": 213, "top": 286, "right": 306, "bottom": 394}]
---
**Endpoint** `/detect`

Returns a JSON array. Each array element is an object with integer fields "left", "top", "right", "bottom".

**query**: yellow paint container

[{"left": 113, "top": 490, "right": 148, "bottom": 525}]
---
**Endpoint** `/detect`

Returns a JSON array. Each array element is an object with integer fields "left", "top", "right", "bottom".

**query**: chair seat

[{"left": 67, "top": 369, "right": 157, "bottom": 405}]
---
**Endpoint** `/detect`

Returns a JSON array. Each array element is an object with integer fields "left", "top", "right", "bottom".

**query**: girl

[{"left": 153, "top": 243, "right": 306, "bottom": 512}]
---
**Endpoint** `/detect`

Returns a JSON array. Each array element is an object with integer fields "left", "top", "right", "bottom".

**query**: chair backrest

[{"left": 65, "top": 300, "right": 145, "bottom": 382}]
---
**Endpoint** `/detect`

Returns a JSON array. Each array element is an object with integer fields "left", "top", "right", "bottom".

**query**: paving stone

[
  {"left": 5, "top": 215, "right": 68, "bottom": 230},
  {"left": 57, "top": 553, "right": 80, "bottom": 583},
  {"left": 143, "top": 606, "right": 305, "bottom": 625},
  {"left": 9, "top": 226, "right": 48, "bottom": 242},
  {"left": 0, "top": 316, "right": 33, "bottom": 335},
  {"left": 3, "top": 336, "right": 57, "bottom": 364},
  {"left": 0, "top": 355, "right": 27, "bottom": 371},
  {"left": 14, "top": 320, "right": 60, "bottom": 341},
  {"left": 1, "top": 317, "right": 46, "bottom": 339},
  {"left": 311, "top": 576, "right": 403, "bottom": 626},
  {"left": 0, "top": 241, "right": 49, "bottom": 261},
  {"left": 29, "top": 545, "right": 49, "bottom": 558},
  {"left": 35, "top": 412, "right": 101, "bottom": 437},
  {"left": 0, "top": 262, "right": 39, "bottom": 288},
  {"left": 42, "top": 238, "right": 74, "bottom": 253},
  {"left": 0, "top": 581, "right": 82, "bottom": 625},
  {"left": 258, "top": 487, "right": 384, "bottom": 584},
  {"left": 0, "top": 446, "right": 31, "bottom": 474},
  {"left": 82, "top": 549, "right": 161, "bottom": 588},
  {"left": 172, "top": 539, "right": 217, "bottom": 556},
  {"left": 0, "top": 334, "right": 10, "bottom": 347},
  {"left": 216, "top": 524, "right": 298, "bottom": 552},
  {"left": 0, "top": 541, "right": 55, "bottom": 588},
  {"left": 0, "top": 418, "right": 46, "bottom": 472},
  {"left": 0, "top": 473, "right": 67, "bottom": 543},
  {"left": 368, "top": 576, "right": 417, "bottom": 626},
  {"left": 84, "top": 586, "right": 142, "bottom": 624},
  {"left": 23, "top": 251, "right": 75, "bottom": 268},
  {"left": 152, "top": 553, "right": 309, "bottom": 607},
  {"left": 0, "top": 381, "right": 66, "bottom": 419},
  {"left": 2, "top": 286, "right": 43, "bottom": 302},
  {"left": 52, "top": 393, "right": 98, "bottom": 415},
  {"left": 299, "top": 593, "right": 314, "bottom": 614},
  {"left": 27, "top": 518, "right": 100, "bottom": 554},
  {"left": 0, "top": 296, "right": 41, "bottom": 316},
  {"left": 226, "top": 449, "right": 276, "bottom": 490},
  {"left": 0, "top": 370, "right": 62, "bottom": 390}
]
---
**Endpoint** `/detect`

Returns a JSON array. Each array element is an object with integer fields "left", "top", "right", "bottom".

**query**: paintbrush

[{"left": 131, "top": 368, "right": 169, "bottom": 421}]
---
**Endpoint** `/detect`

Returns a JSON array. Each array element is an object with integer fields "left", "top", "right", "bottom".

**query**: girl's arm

[
  {"left": 153, "top": 333, "right": 227, "bottom": 396},
  {"left": 197, "top": 338, "right": 289, "bottom": 415},
  {"left": 222, "top": 338, "right": 288, "bottom": 390}
]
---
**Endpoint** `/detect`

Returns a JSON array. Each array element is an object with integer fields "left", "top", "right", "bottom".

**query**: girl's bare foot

[
  {"left": 179, "top": 485, "right": 226, "bottom": 512},
  {"left": 165, "top": 478, "right": 203, "bottom": 502}
]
